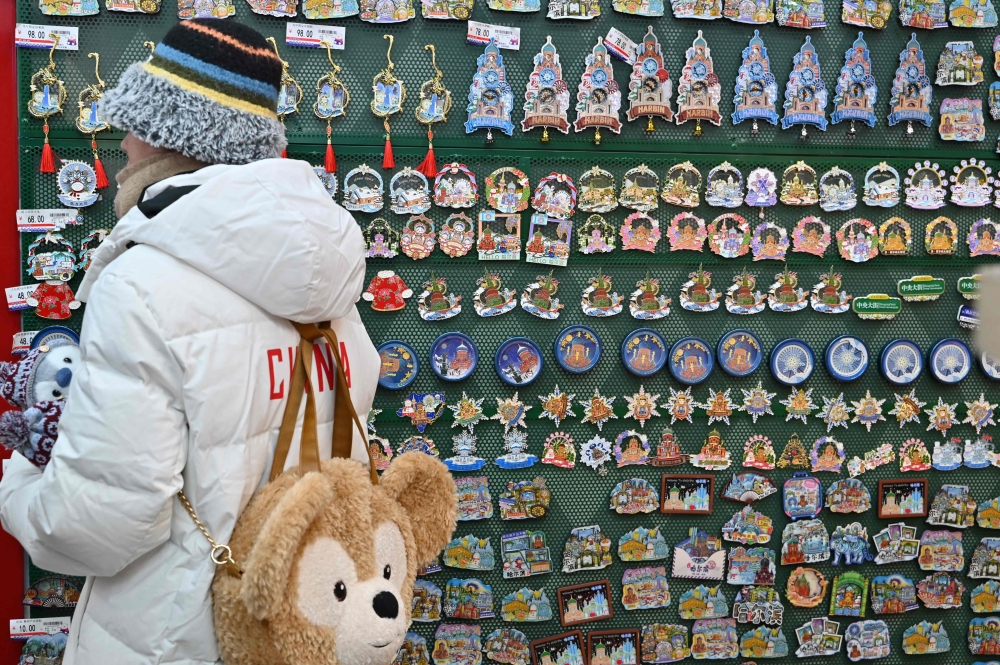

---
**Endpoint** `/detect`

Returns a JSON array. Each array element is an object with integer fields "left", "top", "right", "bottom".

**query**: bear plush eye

[
  {"left": 374, "top": 522, "right": 407, "bottom": 591},
  {"left": 334, "top": 581, "right": 347, "bottom": 601},
  {"left": 383, "top": 565, "right": 392, "bottom": 580},
  {"left": 52, "top": 390, "right": 62, "bottom": 398}
]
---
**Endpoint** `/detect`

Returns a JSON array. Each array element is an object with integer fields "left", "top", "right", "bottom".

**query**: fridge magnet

[
  {"left": 745, "top": 168, "right": 778, "bottom": 218},
  {"left": 581, "top": 272, "right": 624, "bottom": 317},
  {"left": 830, "top": 572, "right": 869, "bottom": 616},
  {"left": 927, "top": 484, "right": 976, "bottom": 527},
  {"left": 904, "top": 161, "right": 947, "bottom": 209},
  {"left": 620, "top": 165, "right": 660, "bottom": 211},
  {"left": 981, "top": 496, "right": 1000, "bottom": 528},
  {"left": 521, "top": 38, "right": 570, "bottom": 141},
  {"left": 377, "top": 341, "right": 419, "bottom": 391},
  {"left": 901, "top": 621, "right": 949, "bottom": 655},
  {"left": 488, "top": 0, "right": 540, "bottom": 10},
  {"left": 362, "top": 270, "right": 412, "bottom": 312},
  {"left": 390, "top": 169, "right": 432, "bottom": 215},
  {"left": 862, "top": 164, "right": 900, "bottom": 208},
  {"left": 539, "top": 386, "right": 575, "bottom": 427},
  {"left": 791, "top": 216, "right": 831, "bottom": 257},
  {"left": 501, "top": 588, "right": 553, "bottom": 622},
  {"left": 928, "top": 338, "right": 971, "bottom": 384},
  {"left": 661, "top": 475, "right": 714, "bottom": 513},
  {"left": 532, "top": 175, "right": 577, "bottom": 219},
  {"left": 728, "top": 548, "right": 777, "bottom": 586},
  {"left": 844, "top": 620, "right": 889, "bottom": 660},
  {"left": 870, "top": 575, "right": 918, "bottom": 614},
  {"left": 936, "top": 41, "right": 985, "bottom": 86},
  {"left": 670, "top": 337, "right": 714, "bottom": 385},
  {"left": 401, "top": 216, "right": 437, "bottom": 260},
  {"left": 21, "top": 576, "right": 79, "bottom": 608},
  {"left": 818, "top": 394, "right": 852, "bottom": 432},
  {"left": 495, "top": 338, "right": 543, "bottom": 387},
  {"left": 487, "top": 168, "right": 530, "bottom": 213},
  {"left": 970, "top": 538, "right": 1000, "bottom": 578},
  {"left": 786, "top": 568, "right": 828, "bottom": 608},
  {"left": 982, "top": 350, "right": 1000, "bottom": 379},
  {"left": 899, "top": 0, "right": 947, "bottom": 27},
  {"left": 580, "top": 436, "right": 613, "bottom": 474},
  {"left": 579, "top": 215, "right": 616, "bottom": 253},
  {"left": 722, "top": 471, "right": 777, "bottom": 503},
  {"left": 739, "top": 627, "right": 788, "bottom": 658},
  {"left": 872, "top": 523, "right": 919, "bottom": 564},
  {"left": 615, "top": 431, "right": 652, "bottom": 466},
  {"left": 793, "top": 618, "right": 841, "bottom": 657},
  {"left": 627, "top": 27, "right": 674, "bottom": 130},
  {"left": 493, "top": 393, "right": 530, "bottom": 433},
  {"left": 77, "top": 229, "right": 108, "bottom": 273},
  {"left": 722, "top": 0, "right": 774, "bottom": 21},
  {"left": 723, "top": 506, "right": 774, "bottom": 544},
  {"left": 343, "top": 164, "right": 384, "bottom": 212},
  {"left": 573, "top": 41, "right": 622, "bottom": 143},
  {"left": 731, "top": 31, "right": 779, "bottom": 134},
  {"left": 784, "top": 472, "right": 822, "bottom": 519},
  {"left": 950, "top": 0, "right": 998, "bottom": 24},
  {"left": 781, "top": 389, "right": 817, "bottom": 424},
  {"left": 670, "top": 0, "right": 722, "bottom": 17},
  {"left": 781, "top": 38, "right": 828, "bottom": 136},
  {"left": 667, "top": 213, "right": 706, "bottom": 252},
  {"left": 623, "top": 568, "right": 671, "bottom": 609},
  {"left": 629, "top": 274, "right": 672, "bottom": 320},
  {"left": 674, "top": 31, "right": 723, "bottom": 135},
  {"left": 708, "top": 214, "right": 751, "bottom": 259},
  {"left": 740, "top": 382, "right": 776, "bottom": 423},
  {"left": 653, "top": 427, "right": 689, "bottom": 466},
  {"left": 397, "top": 435, "right": 441, "bottom": 457},
  {"left": 474, "top": 270, "right": 517, "bottom": 318},
  {"left": 877, "top": 479, "right": 927, "bottom": 517},
  {"left": 498, "top": 477, "right": 551, "bottom": 520},
  {"left": 55, "top": 162, "right": 99, "bottom": 208},
  {"left": 768, "top": 268, "right": 808, "bottom": 312},
  {"left": 554, "top": 325, "right": 602, "bottom": 374},
  {"left": 780, "top": 519, "right": 830, "bottom": 564},
  {"left": 925, "top": 217, "right": 957, "bottom": 254},
  {"left": 732, "top": 585, "right": 782, "bottom": 624},
  {"left": 932, "top": 437, "right": 963, "bottom": 469},
  {"left": 804, "top": 267, "right": 849, "bottom": 312},
  {"left": 850, "top": 391, "right": 886, "bottom": 431},
  {"left": 547, "top": 0, "right": 601, "bottom": 17},
  {"left": 678, "top": 586, "right": 728, "bottom": 620},
  {"left": 965, "top": 396, "right": 997, "bottom": 435},
  {"left": 364, "top": 219, "right": 399, "bottom": 259},
  {"left": 826, "top": 478, "right": 872, "bottom": 513},
  {"left": 742, "top": 437, "right": 776, "bottom": 470},
  {"left": 852, "top": 293, "right": 902, "bottom": 321},
  {"left": 397, "top": 633, "right": 432, "bottom": 665},
  {"left": 624, "top": 386, "right": 662, "bottom": 427},
  {"left": 811, "top": 436, "right": 845, "bottom": 473},
  {"left": 437, "top": 213, "right": 475, "bottom": 258},
  {"left": 662, "top": 163, "right": 701, "bottom": 208},
  {"left": 992, "top": 82, "right": 1000, "bottom": 121},
  {"left": 561, "top": 527, "right": 613, "bottom": 573},
  {"left": 525, "top": 216, "right": 572, "bottom": 267},
  {"left": 820, "top": 167, "right": 857, "bottom": 211},
  {"left": 622, "top": 332, "right": 668, "bottom": 380},
  {"left": 671, "top": 528, "right": 726, "bottom": 580},
  {"left": 456, "top": 476, "right": 493, "bottom": 521},
  {"left": 882, "top": 343, "right": 923, "bottom": 387},
  {"left": 578, "top": 169, "right": 618, "bottom": 215},
  {"left": 725, "top": 270, "right": 766, "bottom": 315},
  {"left": 969, "top": 618, "right": 1000, "bottom": 655},
  {"left": 622, "top": 212, "right": 662, "bottom": 252},
  {"left": 939, "top": 98, "right": 985, "bottom": 141},
  {"left": 359, "top": 0, "right": 415, "bottom": 20},
  {"left": 751, "top": 223, "right": 789, "bottom": 261},
  {"left": 826, "top": 335, "right": 870, "bottom": 383},
  {"left": 619, "top": 527, "right": 669, "bottom": 562},
  {"left": 690, "top": 618, "right": 739, "bottom": 658},
  {"left": 900, "top": 438, "right": 931, "bottom": 471},
  {"left": 972, "top": 580, "right": 1000, "bottom": 611},
  {"left": 610, "top": 478, "right": 659, "bottom": 514},
  {"left": 430, "top": 332, "right": 478, "bottom": 382},
  {"left": 24, "top": 233, "right": 79, "bottom": 320},
  {"left": 830, "top": 33, "right": 878, "bottom": 136},
  {"left": 465, "top": 40, "right": 515, "bottom": 141},
  {"left": 500, "top": 531, "right": 552, "bottom": 579},
  {"left": 528, "top": 632, "right": 585, "bottom": 665},
  {"left": 640, "top": 624, "right": 690, "bottom": 663},
  {"left": 435, "top": 163, "right": 478, "bottom": 208},
  {"left": 666, "top": 389, "right": 696, "bottom": 425},
  {"left": 916, "top": 573, "right": 964, "bottom": 609},
  {"left": 443, "top": 578, "right": 495, "bottom": 619},
  {"left": 780, "top": 162, "right": 819, "bottom": 206},
  {"left": 41, "top": 0, "right": 99, "bottom": 14},
  {"left": 776, "top": 0, "right": 826, "bottom": 25},
  {"left": 963, "top": 434, "right": 992, "bottom": 468},
  {"left": 970, "top": 218, "right": 1000, "bottom": 256},
  {"left": 446, "top": 430, "right": 487, "bottom": 472},
  {"left": 897, "top": 275, "right": 944, "bottom": 303},
  {"left": 579, "top": 389, "right": 617, "bottom": 431},
  {"left": 836, "top": 219, "right": 878, "bottom": 263},
  {"left": 587, "top": 629, "right": 639, "bottom": 665},
  {"left": 314, "top": 168, "right": 337, "bottom": 198},
  {"left": 950, "top": 159, "right": 993, "bottom": 206},
  {"left": 700, "top": 388, "right": 734, "bottom": 428},
  {"left": 478, "top": 211, "right": 521, "bottom": 260},
  {"left": 706, "top": 164, "right": 744, "bottom": 208}
]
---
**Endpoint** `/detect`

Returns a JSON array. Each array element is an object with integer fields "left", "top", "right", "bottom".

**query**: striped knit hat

[{"left": 100, "top": 19, "right": 287, "bottom": 165}]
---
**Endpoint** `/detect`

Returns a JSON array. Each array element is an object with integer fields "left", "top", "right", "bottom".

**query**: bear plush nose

[
  {"left": 372, "top": 591, "right": 399, "bottom": 619},
  {"left": 56, "top": 368, "right": 73, "bottom": 388}
]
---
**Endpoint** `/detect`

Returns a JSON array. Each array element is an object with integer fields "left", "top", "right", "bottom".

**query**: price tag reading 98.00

[
  {"left": 285, "top": 23, "right": 345, "bottom": 49},
  {"left": 466, "top": 21, "right": 520, "bottom": 50},
  {"left": 14, "top": 24, "right": 79, "bottom": 50}
]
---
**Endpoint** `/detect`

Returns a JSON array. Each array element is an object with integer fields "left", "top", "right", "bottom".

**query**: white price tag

[
  {"left": 6, "top": 285, "right": 39, "bottom": 312},
  {"left": 16, "top": 208, "right": 81, "bottom": 233},
  {"left": 13, "top": 331, "right": 37, "bottom": 355},
  {"left": 604, "top": 28, "right": 637, "bottom": 65},
  {"left": 466, "top": 21, "right": 520, "bottom": 51},
  {"left": 15, "top": 24, "right": 79, "bottom": 50},
  {"left": 285, "top": 23, "right": 345, "bottom": 49},
  {"left": 10, "top": 617, "right": 71, "bottom": 640}
]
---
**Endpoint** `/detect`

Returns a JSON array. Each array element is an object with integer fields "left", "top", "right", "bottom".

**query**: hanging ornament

[
  {"left": 78, "top": 228, "right": 108, "bottom": 272},
  {"left": 177, "top": 0, "right": 234, "bottom": 16},
  {"left": 781, "top": 37, "right": 828, "bottom": 139},
  {"left": 314, "top": 40, "right": 349, "bottom": 175},
  {"left": 818, "top": 393, "right": 852, "bottom": 432},
  {"left": 56, "top": 161, "right": 100, "bottom": 208},
  {"left": 782, "top": 389, "right": 817, "bottom": 424},
  {"left": 27, "top": 36, "right": 66, "bottom": 173},
  {"left": 414, "top": 45, "right": 452, "bottom": 178},
  {"left": 438, "top": 213, "right": 475, "bottom": 258},
  {"left": 889, "top": 389, "right": 925, "bottom": 427},
  {"left": 831, "top": 33, "right": 877, "bottom": 138},
  {"left": 521, "top": 37, "right": 570, "bottom": 142},
  {"left": 679, "top": 264, "right": 721, "bottom": 312},
  {"left": 810, "top": 266, "right": 851, "bottom": 313},
  {"left": 629, "top": 272, "right": 672, "bottom": 319},
  {"left": 371, "top": 35, "right": 406, "bottom": 169},
  {"left": 674, "top": 31, "right": 722, "bottom": 135},
  {"left": 950, "top": 158, "right": 993, "bottom": 206},
  {"left": 521, "top": 272, "right": 565, "bottom": 319},
  {"left": 627, "top": 27, "right": 674, "bottom": 132},
  {"left": 725, "top": 268, "right": 766, "bottom": 314},
  {"left": 492, "top": 393, "right": 530, "bottom": 433},
  {"left": 768, "top": 267, "right": 808, "bottom": 311},
  {"left": 580, "top": 436, "right": 613, "bottom": 474},
  {"left": 614, "top": 0, "right": 664, "bottom": 13},
  {"left": 573, "top": 40, "right": 622, "bottom": 144},
  {"left": 266, "top": 38, "right": 302, "bottom": 159},
  {"left": 888, "top": 35, "right": 932, "bottom": 135},
  {"left": 578, "top": 214, "right": 616, "bottom": 253},
  {"left": 925, "top": 398, "right": 958, "bottom": 434},
  {"left": 75, "top": 52, "right": 110, "bottom": 189},
  {"left": 465, "top": 40, "right": 515, "bottom": 145},
  {"left": 732, "top": 31, "right": 779, "bottom": 134},
  {"left": 662, "top": 163, "right": 701, "bottom": 207}
]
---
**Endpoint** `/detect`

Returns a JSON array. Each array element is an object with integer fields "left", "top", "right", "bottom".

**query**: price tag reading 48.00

[
  {"left": 285, "top": 23, "right": 345, "bottom": 49},
  {"left": 466, "top": 21, "right": 520, "bottom": 50}
]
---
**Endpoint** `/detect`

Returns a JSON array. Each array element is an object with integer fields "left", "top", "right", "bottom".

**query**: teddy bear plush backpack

[{"left": 180, "top": 323, "right": 458, "bottom": 665}]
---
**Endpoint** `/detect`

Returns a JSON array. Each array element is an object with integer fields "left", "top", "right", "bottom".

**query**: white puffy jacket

[{"left": 0, "top": 159, "right": 380, "bottom": 665}]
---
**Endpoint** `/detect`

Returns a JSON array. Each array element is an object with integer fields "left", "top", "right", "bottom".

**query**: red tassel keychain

[
  {"left": 414, "top": 45, "right": 451, "bottom": 180},
  {"left": 77, "top": 53, "right": 111, "bottom": 188},
  {"left": 372, "top": 35, "right": 405, "bottom": 172},
  {"left": 28, "top": 37, "right": 67, "bottom": 174},
  {"left": 313, "top": 40, "right": 348, "bottom": 175},
  {"left": 416, "top": 129, "right": 437, "bottom": 179},
  {"left": 382, "top": 120, "right": 395, "bottom": 170}
]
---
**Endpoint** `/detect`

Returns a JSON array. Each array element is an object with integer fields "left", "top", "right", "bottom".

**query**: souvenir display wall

[{"left": 11, "top": 4, "right": 1000, "bottom": 665}]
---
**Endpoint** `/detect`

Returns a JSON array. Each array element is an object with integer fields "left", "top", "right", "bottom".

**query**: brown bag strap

[{"left": 269, "top": 336, "right": 319, "bottom": 480}]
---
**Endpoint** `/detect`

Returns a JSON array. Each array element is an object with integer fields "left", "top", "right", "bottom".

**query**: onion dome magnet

[
  {"left": 731, "top": 31, "right": 779, "bottom": 132},
  {"left": 781, "top": 37, "right": 828, "bottom": 136},
  {"left": 888, "top": 35, "right": 933, "bottom": 134},
  {"left": 377, "top": 341, "right": 419, "bottom": 390},
  {"left": 669, "top": 337, "right": 714, "bottom": 385},
  {"left": 430, "top": 332, "right": 479, "bottom": 382},
  {"left": 554, "top": 325, "right": 602, "bottom": 374},
  {"left": 770, "top": 339, "right": 814, "bottom": 386},
  {"left": 830, "top": 33, "right": 877, "bottom": 132},
  {"left": 621, "top": 328, "right": 668, "bottom": 377},
  {"left": 495, "top": 337, "right": 543, "bottom": 387},
  {"left": 465, "top": 40, "right": 515, "bottom": 140},
  {"left": 485, "top": 167, "right": 530, "bottom": 213},
  {"left": 717, "top": 330, "right": 763, "bottom": 378},
  {"left": 880, "top": 339, "right": 922, "bottom": 385},
  {"left": 928, "top": 338, "right": 971, "bottom": 384},
  {"left": 825, "top": 335, "right": 869, "bottom": 382}
]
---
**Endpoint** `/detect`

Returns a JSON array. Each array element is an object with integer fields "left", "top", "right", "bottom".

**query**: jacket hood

[{"left": 79, "top": 159, "right": 366, "bottom": 323}]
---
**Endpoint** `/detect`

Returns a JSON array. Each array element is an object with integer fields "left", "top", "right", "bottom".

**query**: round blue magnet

[
  {"left": 429, "top": 332, "right": 478, "bottom": 382},
  {"left": 495, "top": 337, "right": 543, "bottom": 386},
  {"left": 717, "top": 329, "right": 764, "bottom": 377},
  {"left": 30, "top": 326, "right": 80, "bottom": 349},
  {"left": 376, "top": 340, "right": 419, "bottom": 390},
  {"left": 981, "top": 350, "right": 1000, "bottom": 381},
  {"left": 928, "top": 338, "right": 972, "bottom": 384},
  {"left": 669, "top": 337, "right": 714, "bottom": 385},
  {"left": 770, "top": 339, "right": 815, "bottom": 386},
  {"left": 621, "top": 328, "right": 668, "bottom": 377},
  {"left": 553, "top": 325, "right": 602, "bottom": 374},
  {"left": 879, "top": 339, "right": 923, "bottom": 386},
  {"left": 825, "top": 335, "right": 869, "bottom": 382}
]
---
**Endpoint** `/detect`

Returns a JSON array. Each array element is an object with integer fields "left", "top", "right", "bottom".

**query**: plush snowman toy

[{"left": 0, "top": 337, "right": 80, "bottom": 468}]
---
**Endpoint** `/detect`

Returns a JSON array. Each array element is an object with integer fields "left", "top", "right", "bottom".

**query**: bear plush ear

[
  {"left": 378, "top": 452, "right": 458, "bottom": 567},
  {"left": 239, "top": 472, "right": 335, "bottom": 621}
]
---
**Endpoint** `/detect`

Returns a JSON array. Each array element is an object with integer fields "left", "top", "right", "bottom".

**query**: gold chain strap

[{"left": 178, "top": 491, "right": 243, "bottom": 578}]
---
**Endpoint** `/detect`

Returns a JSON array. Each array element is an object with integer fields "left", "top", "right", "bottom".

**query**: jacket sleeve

[{"left": 0, "top": 272, "right": 186, "bottom": 577}]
